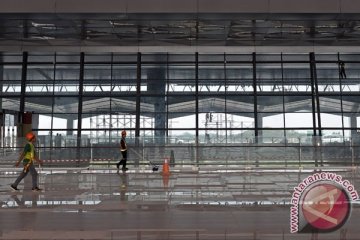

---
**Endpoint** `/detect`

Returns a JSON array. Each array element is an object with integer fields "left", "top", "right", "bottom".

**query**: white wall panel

[
  {"left": 198, "top": 0, "right": 269, "bottom": 13},
  {"left": 0, "top": 0, "right": 354, "bottom": 14},
  {"left": 340, "top": 0, "right": 360, "bottom": 13},
  {"left": 55, "top": 0, "right": 127, "bottom": 13},
  {"left": 0, "top": 0, "right": 56, "bottom": 13},
  {"left": 127, "top": 0, "right": 197, "bottom": 13},
  {"left": 269, "top": 0, "right": 340, "bottom": 13}
]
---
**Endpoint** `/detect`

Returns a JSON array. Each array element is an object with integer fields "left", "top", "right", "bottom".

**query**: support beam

[{"left": 147, "top": 63, "right": 166, "bottom": 144}]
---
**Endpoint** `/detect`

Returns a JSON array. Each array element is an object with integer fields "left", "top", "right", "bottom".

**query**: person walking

[
  {"left": 339, "top": 60, "right": 347, "bottom": 79},
  {"left": 116, "top": 130, "right": 128, "bottom": 171},
  {"left": 10, "top": 132, "right": 43, "bottom": 192}
]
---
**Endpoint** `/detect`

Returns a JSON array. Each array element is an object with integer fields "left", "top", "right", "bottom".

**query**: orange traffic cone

[
  {"left": 162, "top": 158, "right": 170, "bottom": 176},
  {"left": 162, "top": 174, "right": 169, "bottom": 188}
]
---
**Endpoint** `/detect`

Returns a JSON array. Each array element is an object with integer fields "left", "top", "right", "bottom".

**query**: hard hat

[
  {"left": 25, "top": 132, "right": 35, "bottom": 141},
  {"left": 121, "top": 130, "right": 127, "bottom": 136}
]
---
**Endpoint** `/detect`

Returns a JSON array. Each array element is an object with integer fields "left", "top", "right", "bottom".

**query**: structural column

[
  {"left": 147, "top": 67, "right": 166, "bottom": 144},
  {"left": 252, "top": 52, "right": 259, "bottom": 143},
  {"left": 66, "top": 116, "right": 74, "bottom": 136},
  {"left": 310, "top": 52, "right": 322, "bottom": 167},
  {"left": 17, "top": 52, "right": 28, "bottom": 143},
  {"left": 350, "top": 115, "right": 357, "bottom": 139},
  {"left": 0, "top": 53, "right": 3, "bottom": 111},
  {"left": 75, "top": 52, "right": 85, "bottom": 164},
  {"left": 32, "top": 113, "right": 39, "bottom": 134},
  {"left": 257, "top": 115, "right": 263, "bottom": 143},
  {"left": 350, "top": 115, "right": 359, "bottom": 165},
  {"left": 0, "top": 54, "right": 3, "bottom": 148}
]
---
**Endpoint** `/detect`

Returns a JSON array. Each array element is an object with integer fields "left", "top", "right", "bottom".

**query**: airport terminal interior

[{"left": 0, "top": 0, "right": 360, "bottom": 239}]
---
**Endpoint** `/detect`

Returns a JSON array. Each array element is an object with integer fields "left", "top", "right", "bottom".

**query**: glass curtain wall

[{"left": 1, "top": 52, "right": 360, "bottom": 149}]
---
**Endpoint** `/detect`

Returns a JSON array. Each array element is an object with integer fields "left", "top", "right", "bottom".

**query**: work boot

[
  {"left": 10, "top": 185, "right": 19, "bottom": 191},
  {"left": 32, "top": 187, "right": 42, "bottom": 192}
]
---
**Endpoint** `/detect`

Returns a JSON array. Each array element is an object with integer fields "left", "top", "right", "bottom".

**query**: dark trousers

[
  {"left": 13, "top": 163, "right": 38, "bottom": 189},
  {"left": 118, "top": 151, "right": 127, "bottom": 168},
  {"left": 340, "top": 68, "right": 346, "bottom": 79}
]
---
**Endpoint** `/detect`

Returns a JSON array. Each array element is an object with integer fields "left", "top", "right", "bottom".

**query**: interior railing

[{"left": 1, "top": 136, "right": 359, "bottom": 168}]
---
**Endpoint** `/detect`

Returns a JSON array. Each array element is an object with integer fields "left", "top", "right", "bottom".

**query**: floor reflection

[
  {"left": 0, "top": 168, "right": 358, "bottom": 239},
  {"left": 118, "top": 171, "right": 128, "bottom": 202}
]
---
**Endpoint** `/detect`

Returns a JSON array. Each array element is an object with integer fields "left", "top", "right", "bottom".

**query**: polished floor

[{"left": 0, "top": 166, "right": 359, "bottom": 240}]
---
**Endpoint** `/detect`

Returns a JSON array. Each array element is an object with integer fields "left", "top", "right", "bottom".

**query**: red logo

[{"left": 301, "top": 183, "right": 350, "bottom": 232}]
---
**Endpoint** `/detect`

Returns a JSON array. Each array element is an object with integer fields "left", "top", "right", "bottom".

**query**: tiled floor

[{"left": 0, "top": 167, "right": 359, "bottom": 239}]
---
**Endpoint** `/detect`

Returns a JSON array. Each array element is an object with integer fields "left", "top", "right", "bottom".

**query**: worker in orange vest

[{"left": 11, "top": 132, "right": 43, "bottom": 192}]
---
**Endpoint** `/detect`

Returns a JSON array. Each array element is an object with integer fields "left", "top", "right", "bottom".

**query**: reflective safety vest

[{"left": 23, "top": 142, "right": 35, "bottom": 163}]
